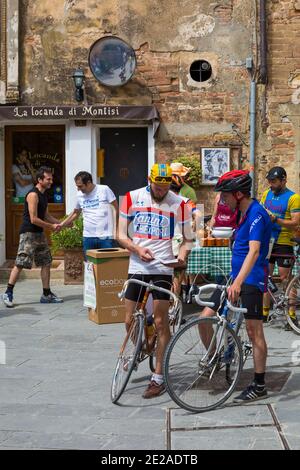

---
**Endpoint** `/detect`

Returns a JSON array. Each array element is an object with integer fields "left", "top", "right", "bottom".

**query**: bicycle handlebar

[
  {"left": 118, "top": 278, "right": 180, "bottom": 308},
  {"left": 191, "top": 283, "right": 248, "bottom": 314}
]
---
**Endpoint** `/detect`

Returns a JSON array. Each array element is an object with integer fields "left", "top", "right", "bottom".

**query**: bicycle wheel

[
  {"left": 111, "top": 314, "right": 144, "bottom": 403},
  {"left": 169, "top": 298, "right": 183, "bottom": 334},
  {"left": 230, "top": 310, "right": 252, "bottom": 365},
  {"left": 149, "top": 338, "right": 157, "bottom": 373},
  {"left": 285, "top": 274, "right": 300, "bottom": 334},
  {"left": 163, "top": 317, "right": 243, "bottom": 413},
  {"left": 149, "top": 301, "right": 183, "bottom": 373}
]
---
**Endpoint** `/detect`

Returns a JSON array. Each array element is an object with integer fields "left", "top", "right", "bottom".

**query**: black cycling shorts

[
  {"left": 269, "top": 244, "right": 294, "bottom": 268},
  {"left": 209, "top": 284, "right": 263, "bottom": 320},
  {"left": 125, "top": 274, "right": 173, "bottom": 302}
]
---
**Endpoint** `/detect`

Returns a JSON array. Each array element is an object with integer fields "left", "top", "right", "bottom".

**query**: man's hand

[
  {"left": 177, "top": 255, "right": 187, "bottom": 265},
  {"left": 65, "top": 222, "right": 74, "bottom": 228},
  {"left": 227, "top": 280, "right": 241, "bottom": 304},
  {"left": 60, "top": 220, "right": 73, "bottom": 229},
  {"left": 137, "top": 247, "right": 154, "bottom": 262},
  {"left": 52, "top": 224, "right": 62, "bottom": 232},
  {"left": 265, "top": 208, "right": 277, "bottom": 223}
]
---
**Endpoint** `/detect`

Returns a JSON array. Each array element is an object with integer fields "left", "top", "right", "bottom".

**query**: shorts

[
  {"left": 209, "top": 284, "right": 263, "bottom": 320},
  {"left": 269, "top": 244, "right": 294, "bottom": 268},
  {"left": 125, "top": 274, "right": 173, "bottom": 302},
  {"left": 15, "top": 232, "right": 52, "bottom": 269}
]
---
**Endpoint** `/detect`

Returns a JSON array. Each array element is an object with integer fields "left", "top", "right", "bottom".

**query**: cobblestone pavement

[{"left": 0, "top": 280, "right": 299, "bottom": 450}]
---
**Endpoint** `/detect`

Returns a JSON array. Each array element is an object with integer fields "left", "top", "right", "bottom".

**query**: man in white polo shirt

[{"left": 61, "top": 171, "right": 118, "bottom": 257}]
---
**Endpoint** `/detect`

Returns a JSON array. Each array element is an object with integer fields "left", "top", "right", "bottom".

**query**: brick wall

[{"left": 256, "top": 1, "right": 300, "bottom": 196}]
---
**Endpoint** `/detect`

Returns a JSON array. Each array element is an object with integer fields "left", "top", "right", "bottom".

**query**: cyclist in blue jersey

[
  {"left": 199, "top": 170, "right": 272, "bottom": 403},
  {"left": 261, "top": 166, "right": 300, "bottom": 329}
]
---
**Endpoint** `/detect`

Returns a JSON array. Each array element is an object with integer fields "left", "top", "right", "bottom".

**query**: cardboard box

[{"left": 86, "top": 248, "right": 129, "bottom": 324}]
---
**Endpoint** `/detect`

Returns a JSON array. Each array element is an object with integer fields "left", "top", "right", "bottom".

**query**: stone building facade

[{"left": 0, "top": 0, "right": 300, "bottom": 261}]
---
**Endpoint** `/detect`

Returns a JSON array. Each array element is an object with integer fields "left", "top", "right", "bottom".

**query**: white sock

[{"left": 151, "top": 373, "right": 164, "bottom": 385}]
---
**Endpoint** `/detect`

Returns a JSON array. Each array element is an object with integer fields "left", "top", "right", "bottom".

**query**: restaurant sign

[{"left": 0, "top": 105, "right": 159, "bottom": 122}]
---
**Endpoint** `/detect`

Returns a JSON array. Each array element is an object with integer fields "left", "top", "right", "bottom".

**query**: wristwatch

[{"left": 273, "top": 216, "right": 278, "bottom": 223}]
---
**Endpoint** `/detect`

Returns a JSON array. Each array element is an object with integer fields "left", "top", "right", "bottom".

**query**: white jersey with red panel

[{"left": 120, "top": 185, "right": 191, "bottom": 275}]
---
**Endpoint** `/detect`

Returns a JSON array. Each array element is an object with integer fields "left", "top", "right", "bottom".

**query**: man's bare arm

[{"left": 27, "top": 193, "right": 59, "bottom": 231}]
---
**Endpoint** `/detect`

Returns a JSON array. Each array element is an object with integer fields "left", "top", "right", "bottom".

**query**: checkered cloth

[
  {"left": 187, "top": 246, "right": 299, "bottom": 277},
  {"left": 187, "top": 247, "right": 232, "bottom": 277}
]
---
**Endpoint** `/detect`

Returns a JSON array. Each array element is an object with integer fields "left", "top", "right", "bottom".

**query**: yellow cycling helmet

[{"left": 149, "top": 163, "right": 172, "bottom": 184}]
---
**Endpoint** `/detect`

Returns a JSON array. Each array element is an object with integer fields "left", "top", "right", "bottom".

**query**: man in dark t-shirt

[{"left": 1, "top": 167, "right": 63, "bottom": 308}]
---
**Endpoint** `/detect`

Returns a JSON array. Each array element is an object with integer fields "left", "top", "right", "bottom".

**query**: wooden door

[{"left": 5, "top": 125, "right": 65, "bottom": 258}]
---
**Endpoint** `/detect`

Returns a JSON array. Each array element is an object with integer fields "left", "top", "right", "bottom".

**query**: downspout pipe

[
  {"left": 250, "top": 79, "right": 256, "bottom": 197},
  {"left": 259, "top": 0, "right": 268, "bottom": 84}
]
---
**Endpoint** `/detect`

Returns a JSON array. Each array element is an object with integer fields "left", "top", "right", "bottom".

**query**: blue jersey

[{"left": 231, "top": 199, "right": 272, "bottom": 291}]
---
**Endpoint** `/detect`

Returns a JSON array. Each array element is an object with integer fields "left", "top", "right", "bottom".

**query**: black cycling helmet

[
  {"left": 215, "top": 170, "right": 252, "bottom": 193},
  {"left": 266, "top": 166, "right": 287, "bottom": 181}
]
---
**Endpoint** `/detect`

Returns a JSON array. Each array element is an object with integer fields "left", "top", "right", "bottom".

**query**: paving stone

[
  {"left": 171, "top": 427, "right": 283, "bottom": 450},
  {"left": 2, "top": 431, "right": 106, "bottom": 450},
  {"left": 0, "top": 280, "right": 300, "bottom": 450},
  {"left": 171, "top": 404, "right": 274, "bottom": 429}
]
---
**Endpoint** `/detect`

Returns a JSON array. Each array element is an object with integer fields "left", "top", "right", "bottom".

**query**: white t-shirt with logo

[
  {"left": 120, "top": 186, "right": 191, "bottom": 275},
  {"left": 75, "top": 184, "right": 116, "bottom": 238}
]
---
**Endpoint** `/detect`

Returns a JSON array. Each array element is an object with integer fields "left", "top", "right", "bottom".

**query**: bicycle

[
  {"left": 111, "top": 278, "right": 182, "bottom": 404},
  {"left": 163, "top": 283, "right": 249, "bottom": 413},
  {"left": 265, "top": 237, "right": 300, "bottom": 334}
]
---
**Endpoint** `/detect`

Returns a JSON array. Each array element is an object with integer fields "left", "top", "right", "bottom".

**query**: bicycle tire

[
  {"left": 169, "top": 298, "right": 183, "bottom": 334},
  {"left": 285, "top": 274, "right": 300, "bottom": 334},
  {"left": 149, "top": 300, "right": 183, "bottom": 373},
  {"left": 149, "top": 345, "right": 157, "bottom": 373},
  {"left": 111, "top": 314, "right": 144, "bottom": 403},
  {"left": 163, "top": 316, "right": 243, "bottom": 413},
  {"left": 230, "top": 310, "right": 252, "bottom": 365}
]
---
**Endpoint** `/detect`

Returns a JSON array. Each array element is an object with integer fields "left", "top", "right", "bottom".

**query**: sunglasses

[{"left": 151, "top": 176, "right": 172, "bottom": 183}]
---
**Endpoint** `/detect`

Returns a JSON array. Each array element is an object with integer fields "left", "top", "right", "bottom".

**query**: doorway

[
  {"left": 5, "top": 125, "right": 65, "bottom": 258},
  {"left": 99, "top": 127, "right": 148, "bottom": 201}
]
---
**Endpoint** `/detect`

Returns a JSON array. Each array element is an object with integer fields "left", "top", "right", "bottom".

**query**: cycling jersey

[
  {"left": 261, "top": 188, "right": 300, "bottom": 246},
  {"left": 231, "top": 199, "right": 272, "bottom": 291},
  {"left": 120, "top": 186, "right": 191, "bottom": 275}
]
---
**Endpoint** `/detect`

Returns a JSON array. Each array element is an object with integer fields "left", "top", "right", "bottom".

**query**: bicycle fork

[{"left": 199, "top": 320, "right": 228, "bottom": 380}]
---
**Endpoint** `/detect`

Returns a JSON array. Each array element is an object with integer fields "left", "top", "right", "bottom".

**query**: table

[
  {"left": 187, "top": 246, "right": 232, "bottom": 277},
  {"left": 187, "top": 246, "right": 298, "bottom": 278}
]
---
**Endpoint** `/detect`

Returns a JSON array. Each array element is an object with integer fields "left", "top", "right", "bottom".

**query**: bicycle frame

[
  {"left": 111, "top": 279, "right": 182, "bottom": 403},
  {"left": 193, "top": 284, "right": 248, "bottom": 368},
  {"left": 266, "top": 245, "right": 300, "bottom": 323},
  {"left": 118, "top": 278, "right": 181, "bottom": 355}
]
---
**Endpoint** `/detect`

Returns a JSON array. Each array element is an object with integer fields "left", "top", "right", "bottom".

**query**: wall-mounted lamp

[{"left": 72, "top": 67, "right": 85, "bottom": 102}]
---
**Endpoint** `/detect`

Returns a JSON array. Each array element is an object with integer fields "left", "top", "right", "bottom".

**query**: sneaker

[
  {"left": 142, "top": 380, "right": 166, "bottom": 399},
  {"left": 262, "top": 315, "right": 269, "bottom": 324},
  {"left": 1, "top": 292, "right": 14, "bottom": 308},
  {"left": 284, "top": 317, "right": 299, "bottom": 331},
  {"left": 233, "top": 382, "right": 267, "bottom": 403},
  {"left": 40, "top": 292, "right": 63, "bottom": 304}
]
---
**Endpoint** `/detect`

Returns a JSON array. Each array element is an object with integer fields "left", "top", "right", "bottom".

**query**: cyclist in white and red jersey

[{"left": 118, "top": 163, "right": 193, "bottom": 399}]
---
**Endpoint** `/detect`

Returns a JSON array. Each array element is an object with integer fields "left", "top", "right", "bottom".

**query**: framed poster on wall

[{"left": 201, "top": 148, "right": 230, "bottom": 185}]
